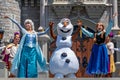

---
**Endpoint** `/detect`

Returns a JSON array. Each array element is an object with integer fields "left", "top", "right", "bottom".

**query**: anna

[{"left": 80, "top": 13, "right": 117, "bottom": 77}]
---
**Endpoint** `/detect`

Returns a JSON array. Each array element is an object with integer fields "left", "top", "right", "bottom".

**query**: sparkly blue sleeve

[
  {"left": 8, "top": 18, "right": 26, "bottom": 33},
  {"left": 37, "top": 27, "right": 49, "bottom": 35},
  {"left": 105, "top": 20, "right": 114, "bottom": 37},
  {"left": 81, "top": 27, "right": 94, "bottom": 38}
]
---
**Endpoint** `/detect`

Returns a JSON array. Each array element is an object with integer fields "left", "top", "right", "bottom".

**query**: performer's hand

[
  {"left": 5, "top": 48, "right": 10, "bottom": 55},
  {"left": 78, "top": 25, "right": 82, "bottom": 30},
  {"left": 85, "top": 26, "right": 88, "bottom": 29},
  {"left": 49, "top": 22, "right": 54, "bottom": 28},
  {"left": 78, "top": 24, "right": 82, "bottom": 28},
  {"left": 78, "top": 26, "right": 81, "bottom": 30},
  {"left": 112, "top": 13, "right": 118, "bottom": 19},
  {"left": 4, "top": 15, "right": 9, "bottom": 18},
  {"left": 77, "top": 21, "right": 82, "bottom": 28}
]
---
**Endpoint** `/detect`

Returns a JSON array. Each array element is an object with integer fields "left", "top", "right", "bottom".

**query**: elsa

[{"left": 4, "top": 16, "right": 49, "bottom": 78}]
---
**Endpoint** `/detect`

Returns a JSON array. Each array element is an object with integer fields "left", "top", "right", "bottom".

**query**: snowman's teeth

[{"left": 60, "top": 29, "right": 71, "bottom": 33}]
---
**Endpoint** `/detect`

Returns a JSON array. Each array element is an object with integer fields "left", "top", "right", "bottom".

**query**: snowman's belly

[
  {"left": 56, "top": 36, "right": 72, "bottom": 48},
  {"left": 49, "top": 48, "right": 79, "bottom": 75}
]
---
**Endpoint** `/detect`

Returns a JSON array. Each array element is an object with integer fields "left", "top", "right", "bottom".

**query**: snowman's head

[{"left": 57, "top": 18, "right": 73, "bottom": 37}]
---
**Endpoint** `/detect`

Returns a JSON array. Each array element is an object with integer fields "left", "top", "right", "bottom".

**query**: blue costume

[
  {"left": 81, "top": 20, "right": 114, "bottom": 75},
  {"left": 8, "top": 18, "right": 49, "bottom": 78}
]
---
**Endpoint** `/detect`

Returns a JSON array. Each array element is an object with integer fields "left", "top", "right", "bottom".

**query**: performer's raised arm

[
  {"left": 72, "top": 20, "right": 82, "bottom": 41},
  {"left": 81, "top": 27, "right": 94, "bottom": 38},
  {"left": 0, "top": 46, "right": 6, "bottom": 50},
  {"left": 72, "top": 27, "right": 80, "bottom": 41},
  {"left": 4, "top": 16, "right": 26, "bottom": 34},
  {"left": 49, "top": 22, "right": 57, "bottom": 40},
  {"left": 37, "top": 27, "right": 49, "bottom": 36},
  {"left": 105, "top": 20, "right": 114, "bottom": 37},
  {"left": 114, "top": 48, "right": 120, "bottom": 52},
  {"left": 105, "top": 13, "right": 117, "bottom": 37}
]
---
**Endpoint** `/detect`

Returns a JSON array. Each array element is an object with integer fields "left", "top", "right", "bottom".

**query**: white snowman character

[
  {"left": 49, "top": 18, "right": 80, "bottom": 78},
  {"left": 50, "top": 48, "right": 79, "bottom": 78}
]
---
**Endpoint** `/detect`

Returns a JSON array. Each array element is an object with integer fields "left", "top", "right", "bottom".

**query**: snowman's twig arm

[
  {"left": 50, "top": 25, "right": 57, "bottom": 40},
  {"left": 72, "top": 27, "right": 81, "bottom": 41}
]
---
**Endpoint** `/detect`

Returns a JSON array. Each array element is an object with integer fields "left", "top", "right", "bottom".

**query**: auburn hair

[
  {"left": 77, "top": 20, "right": 82, "bottom": 23},
  {"left": 96, "top": 22, "right": 105, "bottom": 31}
]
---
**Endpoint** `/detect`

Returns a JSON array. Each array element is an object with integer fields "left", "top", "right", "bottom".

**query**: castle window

[
  {"left": 28, "top": 0, "right": 31, "bottom": 6},
  {"left": 31, "top": 0, "right": 34, "bottom": 6},
  {"left": 24, "top": 0, "right": 28, "bottom": 6},
  {"left": 21, "top": 0, "right": 25, "bottom": 6},
  {"left": 21, "top": 0, "right": 40, "bottom": 7},
  {"left": 37, "top": 0, "right": 40, "bottom": 6}
]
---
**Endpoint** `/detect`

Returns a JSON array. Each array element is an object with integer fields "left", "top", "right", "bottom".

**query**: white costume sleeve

[
  {"left": 5, "top": 48, "right": 11, "bottom": 55},
  {"left": 114, "top": 48, "right": 120, "bottom": 52},
  {"left": 0, "top": 46, "right": 6, "bottom": 50},
  {"left": 107, "top": 42, "right": 114, "bottom": 55},
  {"left": 9, "top": 45, "right": 18, "bottom": 63}
]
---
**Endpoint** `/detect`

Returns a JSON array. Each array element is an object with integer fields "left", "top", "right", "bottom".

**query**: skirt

[
  {"left": 18, "top": 46, "right": 38, "bottom": 78},
  {"left": 1, "top": 50, "right": 9, "bottom": 66},
  {"left": 108, "top": 54, "right": 116, "bottom": 73},
  {"left": 86, "top": 43, "right": 109, "bottom": 75}
]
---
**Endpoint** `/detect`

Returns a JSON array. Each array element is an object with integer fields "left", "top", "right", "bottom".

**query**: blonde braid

[{"left": 93, "top": 33, "right": 97, "bottom": 43}]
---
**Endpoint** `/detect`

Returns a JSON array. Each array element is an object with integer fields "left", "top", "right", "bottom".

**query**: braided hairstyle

[{"left": 93, "top": 22, "right": 105, "bottom": 42}]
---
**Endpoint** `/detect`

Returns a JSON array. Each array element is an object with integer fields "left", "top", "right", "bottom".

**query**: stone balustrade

[
  {"left": 38, "top": 34, "right": 50, "bottom": 62},
  {"left": 114, "top": 35, "right": 120, "bottom": 62},
  {"left": 0, "top": 60, "right": 8, "bottom": 78},
  {"left": 51, "top": 0, "right": 107, "bottom": 4},
  {"left": 38, "top": 34, "right": 50, "bottom": 78},
  {"left": 112, "top": 34, "right": 120, "bottom": 77},
  {"left": 84, "top": 0, "right": 107, "bottom": 4}
]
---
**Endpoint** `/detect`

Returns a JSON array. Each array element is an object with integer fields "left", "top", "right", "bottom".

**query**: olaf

[{"left": 49, "top": 18, "right": 79, "bottom": 78}]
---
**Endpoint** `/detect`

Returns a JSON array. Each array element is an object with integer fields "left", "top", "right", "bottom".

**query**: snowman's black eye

[
  {"left": 61, "top": 21, "right": 69, "bottom": 25},
  {"left": 61, "top": 53, "right": 67, "bottom": 57},
  {"left": 66, "top": 21, "right": 69, "bottom": 25}
]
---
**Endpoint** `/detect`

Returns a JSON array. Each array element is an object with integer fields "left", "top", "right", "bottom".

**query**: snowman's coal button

[
  {"left": 62, "top": 37, "right": 66, "bottom": 40},
  {"left": 61, "top": 53, "right": 67, "bottom": 57},
  {"left": 65, "top": 59, "right": 70, "bottom": 64}
]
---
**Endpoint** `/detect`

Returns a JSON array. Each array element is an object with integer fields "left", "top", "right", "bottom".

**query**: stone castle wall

[{"left": 0, "top": 0, "right": 20, "bottom": 43}]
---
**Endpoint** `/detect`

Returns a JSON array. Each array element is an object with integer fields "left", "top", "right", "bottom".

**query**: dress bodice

[
  {"left": 56, "top": 35, "right": 72, "bottom": 48},
  {"left": 24, "top": 33, "right": 36, "bottom": 47},
  {"left": 95, "top": 33, "right": 105, "bottom": 44}
]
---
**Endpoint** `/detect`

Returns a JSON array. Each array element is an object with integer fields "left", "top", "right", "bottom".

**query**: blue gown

[
  {"left": 8, "top": 18, "right": 49, "bottom": 78},
  {"left": 18, "top": 33, "right": 38, "bottom": 77},
  {"left": 81, "top": 20, "right": 114, "bottom": 75}
]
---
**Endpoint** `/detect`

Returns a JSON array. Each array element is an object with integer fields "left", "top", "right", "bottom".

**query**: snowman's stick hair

[{"left": 60, "top": 18, "right": 71, "bottom": 24}]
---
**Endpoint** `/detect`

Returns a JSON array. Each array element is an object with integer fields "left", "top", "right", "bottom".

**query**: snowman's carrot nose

[{"left": 63, "top": 25, "right": 67, "bottom": 27}]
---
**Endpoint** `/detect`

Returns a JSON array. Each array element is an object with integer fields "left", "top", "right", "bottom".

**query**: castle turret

[{"left": 0, "top": 0, "right": 20, "bottom": 43}]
